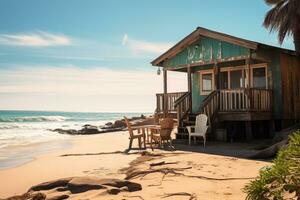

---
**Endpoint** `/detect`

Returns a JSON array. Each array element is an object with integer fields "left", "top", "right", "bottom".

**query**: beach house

[{"left": 152, "top": 27, "right": 300, "bottom": 141}]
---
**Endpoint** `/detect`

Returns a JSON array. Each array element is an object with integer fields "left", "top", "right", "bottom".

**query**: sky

[{"left": 0, "top": 0, "right": 294, "bottom": 112}]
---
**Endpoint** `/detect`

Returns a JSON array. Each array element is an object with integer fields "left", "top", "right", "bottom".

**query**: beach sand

[{"left": 0, "top": 131, "right": 269, "bottom": 199}]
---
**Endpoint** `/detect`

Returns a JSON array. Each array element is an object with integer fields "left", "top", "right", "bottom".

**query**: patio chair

[
  {"left": 186, "top": 114, "right": 208, "bottom": 147},
  {"left": 151, "top": 118, "right": 174, "bottom": 150},
  {"left": 124, "top": 117, "right": 146, "bottom": 150}
]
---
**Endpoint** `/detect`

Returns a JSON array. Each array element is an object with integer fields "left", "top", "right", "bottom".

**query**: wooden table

[{"left": 132, "top": 124, "right": 161, "bottom": 150}]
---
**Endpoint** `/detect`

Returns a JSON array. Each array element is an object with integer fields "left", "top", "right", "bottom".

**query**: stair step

[{"left": 187, "top": 114, "right": 197, "bottom": 121}]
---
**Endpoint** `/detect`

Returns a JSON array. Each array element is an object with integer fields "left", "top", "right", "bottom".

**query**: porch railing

[
  {"left": 219, "top": 88, "right": 272, "bottom": 112},
  {"left": 156, "top": 92, "right": 187, "bottom": 113},
  {"left": 199, "top": 88, "right": 272, "bottom": 127},
  {"left": 155, "top": 88, "right": 272, "bottom": 128}
]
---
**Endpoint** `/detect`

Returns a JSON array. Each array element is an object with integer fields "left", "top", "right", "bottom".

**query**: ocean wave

[{"left": 0, "top": 116, "right": 68, "bottom": 123}]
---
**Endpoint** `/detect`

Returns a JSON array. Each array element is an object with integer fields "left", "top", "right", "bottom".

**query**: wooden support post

[
  {"left": 214, "top": 62, "right": 220, "bottom": 110},
  {"left": 269, "top": 120, "right": 275, "bottom": 138},
  {"left": 163, "top": 68, "right": 168, "bottom": 117},
  {"left": 246, "top": 54, "right": 252, "bottom": 88},
  {"left": 187, "top": 65, "right": 192, "bottom": 111},
  {"left": 245, "top": 121, "right": 253, "bottom": 141},
  {"left": 214, "top": 62, "right": 220, "bottom": 90}
]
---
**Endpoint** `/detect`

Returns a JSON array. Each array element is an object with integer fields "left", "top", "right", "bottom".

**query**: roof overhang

[{"left": 151, "top": 27, "right": 297, "bottom": 67}]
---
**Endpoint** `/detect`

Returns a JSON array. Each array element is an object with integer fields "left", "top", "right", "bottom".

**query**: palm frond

[{"left": 265, "top": 0, "right": 284, "bottom": 5}]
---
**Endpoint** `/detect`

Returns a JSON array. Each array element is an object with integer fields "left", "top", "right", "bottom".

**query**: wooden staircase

[{"left": 176, "top": 91, "right": 219, "bottom": 139}]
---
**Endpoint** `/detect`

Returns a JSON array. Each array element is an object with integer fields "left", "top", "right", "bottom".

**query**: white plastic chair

[{"left": 186, "top": 114, "right": 208, "bottom": 147}]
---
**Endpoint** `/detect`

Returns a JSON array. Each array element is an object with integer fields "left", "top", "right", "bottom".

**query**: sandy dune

[{"left": 0, "top": 131, "right": 269, "bottom": 200}]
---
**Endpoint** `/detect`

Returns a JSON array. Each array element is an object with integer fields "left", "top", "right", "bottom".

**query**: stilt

[
  {"left": 138, "top": 138, "right": 141, "bottom": 148},
  {"left": 245, "top": 121, "right": 253, "bottom": 141},
  {"left": 269, "top": 120, "right": 275, "bottom": 138}
]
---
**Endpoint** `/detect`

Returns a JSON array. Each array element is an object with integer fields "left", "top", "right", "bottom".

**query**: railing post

[
  {"left": 187, "top": 65, "right": 192, "bottom": 112},
  {"left": 163, "top": 68, "right": 168, "bottom": 117}
]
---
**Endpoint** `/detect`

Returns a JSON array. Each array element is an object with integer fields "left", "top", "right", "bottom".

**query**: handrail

[
  {"left": 174, "top": 92, "right": 191, "bottom": 127},
  {"left": 174, "top": 92, "right": 190, "bottom": 107},
  {"left": 198, "top": 90, "right": 219, "bottom": 127},
  {"left": 199, "top": 90, "right": 218, "bottom": 111}
]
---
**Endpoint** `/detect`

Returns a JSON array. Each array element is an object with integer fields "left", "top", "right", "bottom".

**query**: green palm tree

[{"left": 263, "top": 0, "right": 300, "bottom": 54}]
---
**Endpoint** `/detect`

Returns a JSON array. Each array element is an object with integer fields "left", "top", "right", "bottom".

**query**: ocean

[{"left": 0, "top": 110, "right": 149, "bottom": 169}]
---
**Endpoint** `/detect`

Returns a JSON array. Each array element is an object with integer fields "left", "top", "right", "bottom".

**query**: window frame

[
  {"left": 250, "top": 64, "right": 268, "bottom": 89},
  {"left": 218, "top": 63, "right": 268, "bottom": 89},
  {"left": 220, "top": 66, "right": 246, "bottom": 89},
  {"left": 199, "top": 69, "right": 215, "bottom": 95}
]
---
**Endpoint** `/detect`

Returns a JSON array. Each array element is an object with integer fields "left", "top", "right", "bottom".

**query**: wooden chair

[
  {"left": 151, "top": 118, "right": 174, "bottom": 150},
  {"left": 124, "top": 117, "right": 146, "bottom": 150},
  {"left": 186, "top": 114, "right": 208, "bottom": 147}
]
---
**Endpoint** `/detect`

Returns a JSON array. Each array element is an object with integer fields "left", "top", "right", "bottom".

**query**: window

[
  {"left": 220, "top": 71, "right": 229, "bottom": 89},
  {"left": 200, "top": 70, "right": 214, "bottom": 95},
  {"left": 252, "top": 66, "right": 267, "bottom": 89},
  {"left": 230, "top": 70, "right": 244, "bottom": 89},
  {"left": 220, "top": 67, "right": 245, "bottom": 89}
]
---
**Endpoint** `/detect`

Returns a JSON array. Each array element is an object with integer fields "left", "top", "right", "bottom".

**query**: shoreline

[
  {"left": 0, "top": 130, "right": 270, "bottom": 199},
  {"left": 0, "top": 138, "right": 72, "bottom": 170},
  {"left": 0, "top": 113, "right": 151, "bottom": 171}
]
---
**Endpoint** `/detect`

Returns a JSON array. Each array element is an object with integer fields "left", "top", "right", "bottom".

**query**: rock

[
  {"left": 5, "top": 192, "right": 46, "bottom": 200},
  {"left": 52, "top": 129, "right": 79, "bottom": 135},
  {"left": 79, "top": 127, "right": 99, "bottom": 134},
  {"left": 51, "top": 115, "right": 152, "bottom": 136},
  {"left": 67, "top": 177, "right": 105, "bottom": 193},
  {"left": 29, "top": 178, "right": 72, "bottom": 192},
  {"left": 18, "top": 177, "right": 142, "bottom": 198},
  {"left": 82, "top": 124, "right": 91, "bottom": 127},
  {"left": 105, "top": 122, "right": 113, "bottom": 126},
  {"left": 82, "top": 125, "right": 98, "bottom": 129},
  {"left": 47, "top": 194, "right": 69, "bottom": 200},
  {"left": 113, "top": 120, "right": 126, "bottom": 128},
  {"left": 106, "top": 187, "right": 121, "bottom": 195}
]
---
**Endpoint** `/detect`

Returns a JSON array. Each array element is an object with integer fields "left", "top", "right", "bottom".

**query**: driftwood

[
  {"left": 149, "top": 161, "right": 178, "bottom": 167},
  {"left": 162, "top": 192, "right": 197, "bottom": 200},
  {"left": 122, "top": 195, "right": 145, "bottom": 200},
  {"left": 60, "top": 151, "right": 126, "bottom": 157},
  {"left": 248, "top": 124, "right": 299, "bottom": 159},
  {"left": 125, "top": 166, "right": 255, "bottom": 181},
  {"left": 249, "top": 139, "right": 288, "bottom": 159},
  {"left": 125, "top": 167, "right": 192, "bottom": 180}
]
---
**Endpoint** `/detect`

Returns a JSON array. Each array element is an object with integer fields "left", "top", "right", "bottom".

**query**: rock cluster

[
  {"left": 51, "top": 115, "right": 150, "bottom": 135},
  {"left": 5, "top": 177, "right": 142, "bottom": 200}
]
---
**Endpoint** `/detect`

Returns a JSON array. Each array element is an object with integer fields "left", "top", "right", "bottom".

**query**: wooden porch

[{"left": 155, "top": 88, "right": 273, "bottom": 138}]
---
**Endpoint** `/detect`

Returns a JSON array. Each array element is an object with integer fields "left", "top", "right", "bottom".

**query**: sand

[{"left": 0, "top": 131, "right": 270, "bottom": 200}]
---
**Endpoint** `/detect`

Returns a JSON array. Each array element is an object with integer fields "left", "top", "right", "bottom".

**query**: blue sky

[{"left": 0, "top": 0, "right": 294, "bottom": 112}]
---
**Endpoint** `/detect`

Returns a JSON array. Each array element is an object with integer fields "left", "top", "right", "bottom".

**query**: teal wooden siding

[
  {"left": 191, "top": 65, "right": 213, "bottom": 113},
  {"left": 165, "top": 37, "right": 250, "bottom": 68},
  {"left": 269, "top": 51, "right": 282, "bottom": 119}
]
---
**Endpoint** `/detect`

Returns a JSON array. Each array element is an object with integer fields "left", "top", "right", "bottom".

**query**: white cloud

[
  {"left": 0, "top": 31, "right": 72, "bottom": 47},
  {"left": 122, "top": 34, "right": 173, "bottom": 54},
  {"left": 0, "top": 66, "right": 187, "bottom": 112}
]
